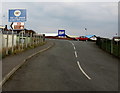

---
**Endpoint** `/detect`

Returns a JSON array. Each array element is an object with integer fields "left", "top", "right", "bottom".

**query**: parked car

[{"left": 75, "top": 36, "right": 88, "bottom": 41}]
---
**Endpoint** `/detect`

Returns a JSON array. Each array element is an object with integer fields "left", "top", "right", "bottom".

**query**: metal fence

[
  {"left": 0, "top": 32, "right": 45, "bottom": 58},
  {"left": 96, "top": 37, "right": 120, "bottom": 58}
]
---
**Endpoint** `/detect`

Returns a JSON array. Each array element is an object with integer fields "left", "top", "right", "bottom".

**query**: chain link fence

[{"left": 96, "top": 37, "right": 120, "bottom": 58}]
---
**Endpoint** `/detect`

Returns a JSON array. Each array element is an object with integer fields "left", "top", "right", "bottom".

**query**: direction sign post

[
  {"left": 9, "top": 9, "right": 26, "bottom": 22},
  {"left": 8, "top": 9, "right": 26, "bottom": 52}
]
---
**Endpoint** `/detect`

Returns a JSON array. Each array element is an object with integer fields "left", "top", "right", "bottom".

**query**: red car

[{"left": 75, "top": 36, "right": 88, "bottom": 41}]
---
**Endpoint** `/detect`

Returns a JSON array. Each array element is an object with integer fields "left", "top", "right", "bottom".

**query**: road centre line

[
  {"left": 73, "top": 46, "right": 76, "bottom": 50},
  {"left": 69, "top": 41, "right": 91, "bottom": 80},
  {"left": 69, "top": 41, "right": 76, "bottom": 50},
  {"left": 74, "top": 51, "right": 78, "bottom": 58},
  {"left": 77, "top": 61, "right": 91, "bottom": 80},
  {"left": 69, "top": 41, "right": 74, "bottom": 46}
]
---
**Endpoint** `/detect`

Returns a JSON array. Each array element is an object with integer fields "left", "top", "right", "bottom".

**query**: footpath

[{"left": 1, "top": 40, "right": 54, "bottom": 86}]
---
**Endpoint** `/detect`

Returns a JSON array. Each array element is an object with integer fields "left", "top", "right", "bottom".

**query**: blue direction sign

[
  {"left": 9, "top": 9, "right": 26, "bottom": 22},
  {"left": 58, "top": 30, "right": 66, "bottom": 36}
]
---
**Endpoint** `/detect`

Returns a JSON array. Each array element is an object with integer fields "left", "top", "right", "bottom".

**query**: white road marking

[
  {"left": 73, "top": 46, "right": 76, "bottom": 50},
  {"left": 77, "top": 61, "right": 91, "bottom": 80},
  {"left": 72, "top": 43, "right": 74, "bottom": 46},
  {"left": 74, "top": 51, "right": 78, "bottom": 58},
  {"left": 69, "top": 41, "right": 92, "bottom": 80},
  {"left": 69, "top": 41, "right": 76, "bottom": 50},
  {"left": 69, "top": 41, "right": 74, "bottom": 46}
]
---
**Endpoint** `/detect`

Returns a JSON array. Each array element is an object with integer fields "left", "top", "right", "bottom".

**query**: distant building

[
  {"left": 41, "top": 33, "right": 58, "bottom": 37},
  {"left": 113, "top": 37, "right": 120, "bottom": 41},
  {"left": 85, "top": 35, "right": 97, "bottom": 41}
]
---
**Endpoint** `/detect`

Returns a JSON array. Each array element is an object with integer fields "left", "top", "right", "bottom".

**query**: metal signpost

[{"left": 9, "top": 9, "right": 26, "bottom": 52}]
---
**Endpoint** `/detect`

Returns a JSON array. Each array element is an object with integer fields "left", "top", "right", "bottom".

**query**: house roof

[{"left": 2, "top": 31, "right": 17, "bottom": 34}]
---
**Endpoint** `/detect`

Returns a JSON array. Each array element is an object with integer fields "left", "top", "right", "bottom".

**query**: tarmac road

[{"left": 3, "top": 39, "right": 118, "bottom": 91}]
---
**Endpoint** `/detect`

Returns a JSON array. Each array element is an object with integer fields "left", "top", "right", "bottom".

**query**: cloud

[
  {"left": 2, "top": 2, "right": 118, "bottom": 38},
  {"left": 2, "top": 0, "right": 119, "bottom": 2}
]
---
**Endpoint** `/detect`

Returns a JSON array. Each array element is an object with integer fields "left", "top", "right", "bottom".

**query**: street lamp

[{"left": 85, "top": 28, "right": 87, "bottom": 36}]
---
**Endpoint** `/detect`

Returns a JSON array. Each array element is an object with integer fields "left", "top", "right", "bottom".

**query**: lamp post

[{"left": 85, "top": 28, "right": 87, "bottom": 36}]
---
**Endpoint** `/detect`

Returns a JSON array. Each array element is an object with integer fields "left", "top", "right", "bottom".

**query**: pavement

[
  {"left": 2, "top": 39, "right": 118, "bottom": 91},
  {"left": 1, "top": 40, "right": 54, "bottom": 86}
]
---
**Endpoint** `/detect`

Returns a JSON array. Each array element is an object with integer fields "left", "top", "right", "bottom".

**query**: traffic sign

[
  {"left": 8, "top": 9, "right": 26, "bottom": 22},
  {"left": 10, "top": 22, "right": 13, "bottom": 29},
  {"left": 58, "top": 30, "right": 66, "bottom": 36},
  {"left": 11, "top": 22, "right": 24, "bottom": 30}
]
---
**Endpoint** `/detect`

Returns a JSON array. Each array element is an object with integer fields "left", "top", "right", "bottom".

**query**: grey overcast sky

[{"left": 2, "top": 2, "right": 118, "bottom": 38}]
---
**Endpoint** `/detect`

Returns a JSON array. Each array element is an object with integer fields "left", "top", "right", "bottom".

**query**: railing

[
  {"left": 0, "top": 32, "right": 45, "bottom": 58},
  {"left": 96, "top": 37, "right": 120, "bottom": 58}
]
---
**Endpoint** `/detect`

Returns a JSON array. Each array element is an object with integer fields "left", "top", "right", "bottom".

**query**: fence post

[
  {"left": 105, "top": 39, "right": 107, "bottom": 51},
  {"left": 43, "top": 34, "right": 45, "bottom": 42},
  {"left": 30, "top": 33, "right": 32, "bottom": 46},
  {"left": 11, "top": 30, "right": 14, "bottom": 53},
  {"left": 33, "top": 34, "right": 35, "bottom": 46},
  {"left": 18, "top": 33, "right": 21, "bottom": 51},
  {"left": 26, "top": 33, "right": 28, "bottom": 48},
  {"left": 22, "top": 30, "right": 24, "bottom": 50},
  {"left": 111, "top": 40, "right": 113, "bottom": 54},
  {"left": 6, "top": 31, "right": 8, "bottom": 55},
  {"left": 38, "top": 36, "right": 40, "bottom": 44},
  {"left": 118, "top": 41, "right": 120, "bottom": 57},
  {"left": 42, "top": 35, "right": 43, "bottom": 43},
  {"left": 40, "top": 35, "right": 41, "bottom": 43},
  {"left": 37, "top": 36, "right": 39, "bottom": 45},
  {"left": 117, "top": 41, "right": 119, "bottom": 56},
  {"left": 36, "top": 35, "right": 37, "bottom": 45},
  {"left": 39, "top": 36, "right": 41, "bottom": 44}
]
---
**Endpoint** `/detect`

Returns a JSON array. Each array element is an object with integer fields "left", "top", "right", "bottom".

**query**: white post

[
  {"left": 30, "top": 32, "right": 32, "bottom": 46},
  {"left": 22, "top": 30, "right": 24, "bottom": 50},
  {"left": 26, "top": 32, "right": 28, "bottom": 48},
  {"left": 18, "top": 33, "right": 21, "bottom": 51},
  {"left": 6, "top": 31, "right": 8, "bottom": 55},
  {"left": 33, "top": 34, "right": 34, "bottom": 46},
  {"left": 35, "top": 35, "right": 37, "bottom": 45},
  {"left": 11, "top": 29, "right": 14, "bottom": 53}
]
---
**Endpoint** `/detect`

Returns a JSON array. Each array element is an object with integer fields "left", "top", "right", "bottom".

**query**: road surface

[{"left": 3, "top": 39, "right": 118, "bottom": 91}]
